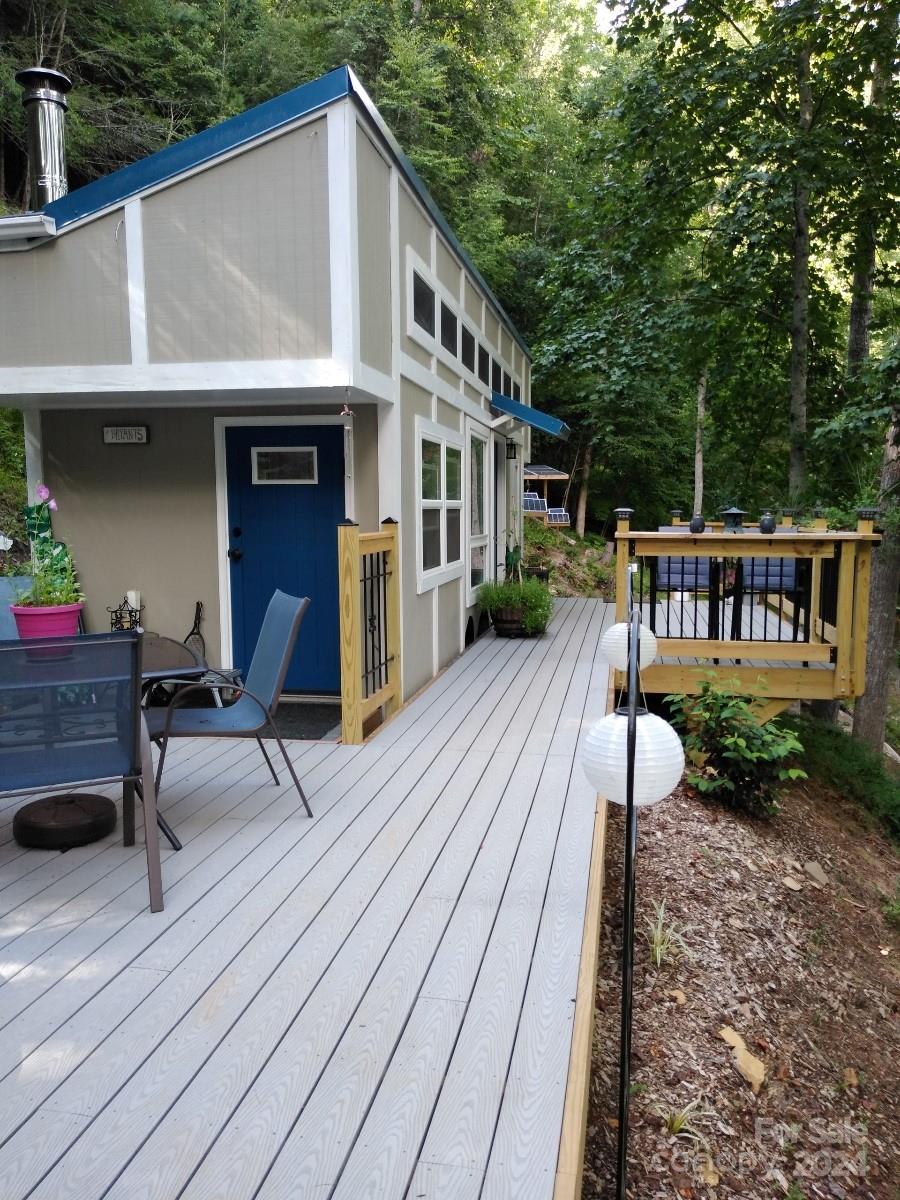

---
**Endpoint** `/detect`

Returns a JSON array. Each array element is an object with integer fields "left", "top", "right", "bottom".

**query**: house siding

[
  {"left": 399, "top": 377, "right": 435, "bottom": 698},
  {"left": 142, "top": 119, "right": 331, "bottom": 363},
  {"left": 0, "top": 210, "right": 130, "bottom": 367},
  {"left": 42, "top": 402, "right": 379, "bottom": 663},
  {"left": 355, "top": 126, "right": 392, "bottom": 376}
]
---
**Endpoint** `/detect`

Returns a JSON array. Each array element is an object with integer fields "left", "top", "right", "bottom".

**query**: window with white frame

[
  {"left": 468, "top": 427, "right": 489, "bottom": 595},
  {"left": 417, "top": 419, "right": 463, "bottom": 589}
]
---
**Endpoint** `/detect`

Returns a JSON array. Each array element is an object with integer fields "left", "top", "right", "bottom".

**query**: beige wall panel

[
  {"left": 399, "top": 186, "right": 432, "bottom": 358},
  {"left": 438, "top": 580, "right": 461, "bottom": 668},
  {"left": 0, "top": 211, "right": 130, "bottom": 367},
  {"left": 500, "top": 328, "right": 512, "bottom": 366},
  {"left": 143, "top": 119, "right": 331, "bottom": 363},
  {"left": 464, "top": 277, "right": 482, "bottom": 326},
  {"left": 405, "top": 340, "right": 432, "bottom": 370},
  {"left": 484, "top": 309, "right": 500, "bottom": 351},
  {"left": 435, "top": 239, "right": 460, "bottom": 296},
  {"left": 436, "top": 361, "right": 460, "bottom": 390},
  {"left": 463, "top": 381, "right": 482, "bottom": 405},
  {"left": 356, "top": 127, "right": 392, "bottom": 375},
  {"left": 400, "top": 378, "right": 435, "bottom": 697},
  {"left": 435, "top": 399, "right": 461, "bottom": 432},
  {"left": 43, "top": 408, "right": 220, "bottom": 651},
  {"left": 353, "top": 404, "right": 380, "bottom": 531}
]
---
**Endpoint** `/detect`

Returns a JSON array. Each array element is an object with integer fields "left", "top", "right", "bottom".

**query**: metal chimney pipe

[{"left": 15, "top": 67, "right": 72, "bottom": 210}]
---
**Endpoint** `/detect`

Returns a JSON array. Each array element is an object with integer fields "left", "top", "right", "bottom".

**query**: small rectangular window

[
  {"left": 421, "top": 439, "right": 441, "bottom": 500},
  {"left": 252, "top": 447, "right": 317, "bottom": 484},
  {"left": 478, "top": 345, "right": 490, "bottom": 385},
  {"left": 440, "top": 302, "right": 458, "bottom": 355},
  {"left": 446, "top": 509, "right": 462, "bottom": 563},
  {"left": 413, "top": 272, "right": 435, "bottom": 336},
  {"left": 461, "top": 327, "right": 476, "bottom": 372},
  {"left": 446, "top": 446, "right": 462, "bottom": 501},
  {"left": 513, "top": 381, "right": 521, "bottom": 401},
  {"left": 492, "top": 360, "right": 502, "bottom": 392},
  {"left": 470, "top": 544, "right": 486, "bottom": 590},
  {"left": 422, "top": 509, "right": 441, "bottom": 571},
  {"left": 502, "top": 371, "right": 512, "bottom": 396}
]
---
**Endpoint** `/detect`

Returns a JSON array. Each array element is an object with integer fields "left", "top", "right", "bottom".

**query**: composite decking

[{"left": 0, "top": 596, "right": 613, "bottom": 1200}]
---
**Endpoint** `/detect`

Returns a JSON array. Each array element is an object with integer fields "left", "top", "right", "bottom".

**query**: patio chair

[
  {"left": 0, "top": 631, "right": 164, "bottom": 912},
  {"left": 653, "top": 527, "right": 712, "bottom": 592},
  {"left": 146, "top": 590, "right": 313, "bottom": 817}
]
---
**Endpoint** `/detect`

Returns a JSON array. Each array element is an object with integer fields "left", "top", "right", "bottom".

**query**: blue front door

[{"left": 225, "top": 423, "right": 345, "bottom": 694}]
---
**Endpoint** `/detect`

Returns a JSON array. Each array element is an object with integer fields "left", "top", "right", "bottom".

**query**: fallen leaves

[
  {"left": 842, "top": 1066, "right": 860, "bottom": 1089},
  {"left": 718, "top": 1026, "right": 766, "bottom": 1094},
  {"left": 782, "top": 876, "right": 803, "bottom": 891},
  {"left": 667, "top": 988, "right": 687, "bottom": 1006}
]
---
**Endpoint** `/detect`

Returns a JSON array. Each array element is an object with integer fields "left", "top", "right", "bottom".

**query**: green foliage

[
  {"left": 881, "top": 880, "right": 900, "bottom": 927},
  {"left": 476, "top": 576, "right": 554, "bottom": 635},
  {"left": 0, "top": 409, "right": 26, "bottom": 546},
  {"left": 15, "top": 552, "right": 82, "bottom": 607},
  {"left": 667, "top": 680, "right": 807, "bottom": 817},
  {"left": 792, "top": 716, "right": 900, "bottom": 843}
]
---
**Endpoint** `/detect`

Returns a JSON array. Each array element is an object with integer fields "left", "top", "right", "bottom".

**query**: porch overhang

[{"left": 490, "top": 391, "right": 570, "bottom": 441}]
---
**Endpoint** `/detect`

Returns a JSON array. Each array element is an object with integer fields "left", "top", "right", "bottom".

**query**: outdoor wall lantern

[
  {"left": 582, "top": 612, "right": 685, "bottom": 1200},
  {"left": 720, "top": 505, "right": 747, "bottom": 533},
  {"left": 505, "top": 441, "right": 518, "bottom": 460}
]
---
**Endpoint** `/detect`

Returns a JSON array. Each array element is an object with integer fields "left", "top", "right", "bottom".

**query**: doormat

[{"left": 274, "top": 701, "right": 342, "bottom": 742}]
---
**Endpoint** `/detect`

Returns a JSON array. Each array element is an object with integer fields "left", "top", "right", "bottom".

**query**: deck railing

[
  {"left": 613, "top": 508, "right": 880, "bottom": 714},
  {"left": 338, "top": 519, "right": 402, "bottom": 744}
]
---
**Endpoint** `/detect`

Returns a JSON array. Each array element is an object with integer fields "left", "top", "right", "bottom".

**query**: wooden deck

[{"left": 0, "top": 596, "right": 612, "bottom": 1200}]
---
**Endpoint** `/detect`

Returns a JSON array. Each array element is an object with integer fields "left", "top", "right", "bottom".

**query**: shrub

[
  {"left": 667, "top": 680, "right": 806, "bottom": 817},
  {"left": 792, "top": 715, "right": 900, "bottom": 842},
  {"left": 477, "top": 576, "right": 554, "bottom": 634}
]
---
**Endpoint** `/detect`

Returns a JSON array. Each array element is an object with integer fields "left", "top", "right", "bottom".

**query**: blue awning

[{"left": 490, "top": 392, "right": 571, "bottom": 441}]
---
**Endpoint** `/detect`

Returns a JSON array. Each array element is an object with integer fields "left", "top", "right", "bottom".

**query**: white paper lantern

[
  {"left": 600, "top": 621, "right": 658, "bottom": 671},
  {"left": 582, "top": 710, "right": 685, "bottom": 806}
]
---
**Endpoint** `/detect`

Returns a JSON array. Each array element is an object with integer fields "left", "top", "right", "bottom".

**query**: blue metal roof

[
  {"left": 43, "top": 65, "right": 529, "bottom": 358},
  {"left": 491, "top": 391, "right": 570, "bottom": 441}
]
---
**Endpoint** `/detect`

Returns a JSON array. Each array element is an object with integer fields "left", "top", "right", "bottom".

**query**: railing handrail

[{"left": 612, "top": 509, "right": 880, "bottom": 704}]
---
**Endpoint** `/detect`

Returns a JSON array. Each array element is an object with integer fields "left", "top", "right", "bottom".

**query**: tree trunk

[
  {"left": 575, "top": 438, "right": 593, "bottom": 538},
  {"left": 853, "top": 405, "right": 900, "bottom": 751},
  {"left": 789, "top": 49, "right": 813, "bottom": 499},
  {"left": 693, "top": 364, "right": 707, "bottom": 516}
]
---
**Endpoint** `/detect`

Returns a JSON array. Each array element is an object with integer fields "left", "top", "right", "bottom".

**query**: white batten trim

[
  {"left": 327, "top": 101, "right": 356, "bottom": 378},
  {"left": 213, "top": 414, "right": 355, "bottom": 670},
  {"left": 355, "top": 362, "right": 394, "bottom": 401},
  {"left": 23, "top": 410, "right": 44, "bottom": 498},
  {"left": 124, "top": 199, "right": 149, "bottom": 366},
  {"left": 0, "top": 359, "right": 347, "bottom": 402},
  {"left": 402, "top": 352, "right": 491, "bottom": 429}
]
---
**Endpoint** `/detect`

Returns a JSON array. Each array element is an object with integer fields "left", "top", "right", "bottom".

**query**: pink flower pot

[{"left": 10, "top": 602, "right": 84, "bottom": 641}]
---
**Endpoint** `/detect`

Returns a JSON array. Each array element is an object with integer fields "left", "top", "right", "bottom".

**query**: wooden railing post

[
  {"left": 382, "top": 518, "right": 402, "bottom": 716},
  {"left": 851, "top": 509, "right": 876, "bottom": 695},
  {"left": 614, "top": 507, "right": 633, "bottom": 623},
  {"left": 834, "top": 536, "right": 857, "bottom": 698},
  {"left": 338, "top": 520, "right": 363, "bottom": 744},
  {"left": 809, "top": 510, "right": 827, "bottom": 641}
]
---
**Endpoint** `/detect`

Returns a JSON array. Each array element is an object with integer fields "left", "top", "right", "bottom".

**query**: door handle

[{"left": 227, "top": 548, "right": 243, "bottom": 562}]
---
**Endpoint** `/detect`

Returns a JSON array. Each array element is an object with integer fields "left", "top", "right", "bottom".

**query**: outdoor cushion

[{"left": 654, "top": 527, "right": 711, "bottom": 591}]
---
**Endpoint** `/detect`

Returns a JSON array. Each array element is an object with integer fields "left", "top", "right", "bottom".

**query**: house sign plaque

[{"left": 103, "top": 425, "right": 149, "bottom": 445}]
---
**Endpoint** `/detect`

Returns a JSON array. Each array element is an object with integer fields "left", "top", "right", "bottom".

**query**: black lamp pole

[{"left": 616, "top": 605, "right": 641, "bottom": 1200}]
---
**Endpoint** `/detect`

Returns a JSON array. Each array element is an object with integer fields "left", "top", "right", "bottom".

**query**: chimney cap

[{"left": 15, "top": 67, "right": 72, "bottom": 106}]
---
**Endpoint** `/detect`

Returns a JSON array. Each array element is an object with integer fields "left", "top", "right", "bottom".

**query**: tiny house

[{"left": 0, "top": 65, "right": 567, "bottom": 721}]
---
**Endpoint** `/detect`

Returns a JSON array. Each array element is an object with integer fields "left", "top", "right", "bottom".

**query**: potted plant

[
  {"left": 477, "top": 576, "right": 554, "bottom": 638},
  {"left": 9, "top": 485, "right": 84, "bottom": 640}
]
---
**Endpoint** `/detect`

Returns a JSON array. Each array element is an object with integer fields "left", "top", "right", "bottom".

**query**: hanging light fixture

[
  {"left": 505, "top": 440, "right": 518, "bottom": 461},
  {"left": 580, "top": 609, "right": 684, "bottom": 1200},
  {"left": 582, "top": 708, "right": 684, "bottom": 806},
  {"left": 600, "top": 621, "right": 658, "bottom": 671}
]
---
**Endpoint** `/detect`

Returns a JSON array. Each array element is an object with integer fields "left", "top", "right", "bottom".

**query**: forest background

[{"left": 0, "top": 0, "right": 897, "bottom": 741}]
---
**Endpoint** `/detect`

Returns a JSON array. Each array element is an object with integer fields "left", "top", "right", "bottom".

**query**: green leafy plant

[
  {"left": 653, "top": 1096, "right": 715, "bottom": 1147},
  {"left": 477, "top": 576, "right": 554, "bottom": 635},
  {"left": 644, "top": 899, "right": 692, "bottom": 968},
  {"left": 13, "top": 485, "right": 83, "bottom": 608},
  {"left": 667, "top": 679, "right": 806, "bottom": 817}
]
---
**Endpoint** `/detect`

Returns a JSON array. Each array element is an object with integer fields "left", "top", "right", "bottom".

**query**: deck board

[{"left": 0, "top": 598, "right": 614, "bottom": 1200}]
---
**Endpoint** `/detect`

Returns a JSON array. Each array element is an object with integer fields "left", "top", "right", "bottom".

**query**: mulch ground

[{"left": 583, "top": 778, "right": 900, "bottom": 1200}]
